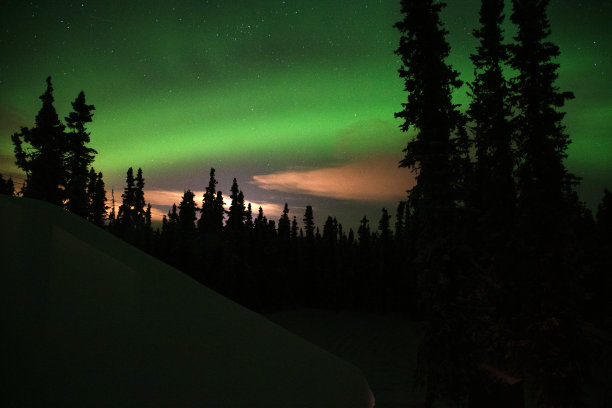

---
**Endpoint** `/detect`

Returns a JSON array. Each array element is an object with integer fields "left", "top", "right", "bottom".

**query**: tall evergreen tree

[
  {"left": 395, "top": 1, "right": 474, "bottom": 404},
  {"left": 508, "top": 1, "right": 586, "bottom": 406},
  {"left": 12, "top": 77, "right": 67, "bottom": 205},
  {"left": 64, "top": 91, "right": 97, "bottom": 218},
  {"left": 394, "top": 0, "right": 468, "bottom": 227},
  {"left": 468, "top": 0, "right": 514, "bottom": 228}
]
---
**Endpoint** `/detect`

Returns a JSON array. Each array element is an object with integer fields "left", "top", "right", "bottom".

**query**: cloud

[{"left": 252, "top": 155, "right": 415, "bottom": 202}]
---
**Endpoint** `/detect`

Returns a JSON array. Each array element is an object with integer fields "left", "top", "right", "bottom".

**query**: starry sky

[{"left": 1, "top": 0, "right": 611, "bottom": 229}]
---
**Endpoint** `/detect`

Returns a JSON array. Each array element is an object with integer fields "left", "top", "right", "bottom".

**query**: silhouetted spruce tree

[
  {"left": 395, "top": 1, "right": 469, "bottom": 227},
  {"left": 278, "top": 203, "right": 291, "bottom": 242},
  {"left": 245, "top": 203, "right": 254, "bottom": 230},
  {"left": 199, "top": 168, "right": 222, "bottom": 234},
  {"left": 508, "top": 1, "right": 586, "bottom": 406},
  {"left": 145, "top": 203, "right": 152, "bottom": 231},
  {"left": 117, "top": 167, "right": 137, "bottom": 229},
  {"left": 226, "top": 178, "right": 245, "bottom": 236},
  {"left": 254, "top": 206, "right": 267, "bottom": 239},
  {"left": 465, "top": 1, "right": 521, "bottom": 402},
  {"left": 64, "top": 91, "right": 97, "bottom": 218},
  {"left": 177, "top": 189, "right": 199, "bottom": 275},
  {"left": 134, "top": 168, "right": 147, "bottom": 225},
  {"left": 378, "top": 208, "right": 392, "bottom": 244},
  {"left": 322, "top": 216, "right": 338, "bottom": 244},
  {"left": 108, "top": 189, "right": 116, "bottom": 227},
  {"left": 0, "top": 173, "right": 15, "bottom": 195},
  {"left": 468, "top": 0, "right": 514, "bottom": 229},
  {"left": 358, "top": 216, "right": 370, "bottom": 247},
  {"left": 291, "top": 216, "right": 298, "bottom": 240},
  {"left": 161, "top": 204, "right": 180, "bottom": 266},
  {"left": 303, "top": 205, "right": 315, "bottom": 242},
  {"left": 178, "top": 189, "right": 198, "bottom": 233},
  {"left": 12, "top": 77, "right": 67, "bottom": 205},
  {"left": 87, "top": 170, "right": 107, "bottom": 227},
  {"left": 395, "top": 1, "right": 474, "bottom": 404}
]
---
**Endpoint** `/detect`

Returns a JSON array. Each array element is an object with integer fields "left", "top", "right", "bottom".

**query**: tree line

[{"left": 2, "top": 0, "right": 612, "bottom": 406}]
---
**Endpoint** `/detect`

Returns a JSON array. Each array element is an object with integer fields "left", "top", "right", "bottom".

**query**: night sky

[{"left": 1, "top": 0, "right": 610, "bottom": 229}]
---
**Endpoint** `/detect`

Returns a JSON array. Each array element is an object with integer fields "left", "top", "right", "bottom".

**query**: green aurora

[{"left": 1, "top": 0, "right": 610, "bottom": 227}]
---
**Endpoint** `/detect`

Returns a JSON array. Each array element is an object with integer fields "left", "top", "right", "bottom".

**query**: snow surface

[{"left": 1, "top": 195, "right": 374, "bottom": 408}]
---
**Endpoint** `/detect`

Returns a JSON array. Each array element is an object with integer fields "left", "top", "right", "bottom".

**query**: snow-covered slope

[{"left": 1, "top": 195, "right": 374, "bottom": 408}]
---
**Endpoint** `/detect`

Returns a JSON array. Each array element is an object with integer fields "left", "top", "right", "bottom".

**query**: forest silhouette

[{"left": 3, "top": 0, "right": 612, "bottom": 407}]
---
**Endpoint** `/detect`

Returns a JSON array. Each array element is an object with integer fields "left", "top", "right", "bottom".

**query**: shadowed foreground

[{"left": 1, "top": 195, "right": 374, "bottom": 408}]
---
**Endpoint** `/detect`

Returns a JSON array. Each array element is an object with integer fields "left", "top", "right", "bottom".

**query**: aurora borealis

[{"left": 1, "top": 0, "right": 610, "bottom": 228}]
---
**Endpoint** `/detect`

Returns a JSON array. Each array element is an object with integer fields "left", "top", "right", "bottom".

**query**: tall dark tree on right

[
  {"left": 394, "top": 0, "right": 473, "bottom": 404},
  {"left": 509, "top": 1, "right": 586, "bottom": 406},
  {"left": 468, "top": 0, "right": 514, "bottom": 229}
]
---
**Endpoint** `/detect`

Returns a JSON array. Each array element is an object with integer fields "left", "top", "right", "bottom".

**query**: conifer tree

[
  {"left": 145, "top": 203, "right": 152, "bottom": 230},
  {"left": 117, "top": 167, "right": 136, "bottom": 229},
  {"left": 245, "top": 203, "right": 254, "bottom": 230},
  {"left": 226, "top": 178, "right": 245, "bottom": 235},
  {"left": 178, "top": 190, "right": 198, "bottom": 232},
  {"left": 278, "top": 203, "right": 291, "bottom": 242},
  {"left": 358, "top": 216, "right": 370, "bottom": 247},
  {"left": 394, "top": 0, "right": 468, "bottom": 227},
  {"left": 378, "top": 208, "right": 392, "bottom": 244},
  {"left": 395, "top": 1, "right": 474, "bottom": 403},
  {"left": 0, "top": 173, "right": 15, "bottom": 195},
  {"left": 134, "top": 168, "right": 146, "bottom": 225},
  {"left": 64, "top": 91, "right": 97, "bottom": 218},
  {"left": 508, "top": 1, "right": 586, "bottom": 405},
  {"left": 199, "top": 168, "right": 220, "bottom": 233},
  {"left": 303, "top": 205, "right": 315, "bottom": 242},
  {"left": 322, "top": 216, "right": 338, "bottom": 244},
  {"left": 88, "top": 170, "right": 107, "bottom": 227},
  {"left": 291, "top": 216, "right": 298, "bottom": 240},
  {"left": 468, "top": 0, "right": 514, "bottom": 228},
  {"left": 12, "top": 77, "right": 67, "bottom": 205},
  {"left": 254, "top": 206, "right": 267, "bottom": 235},
  {"left": 108, "top": 189, "right": 116, "bottom": 225}
]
